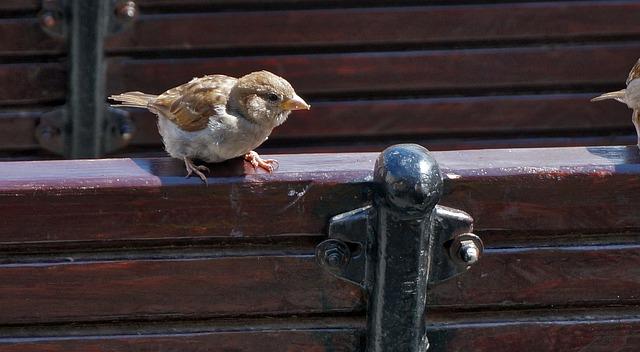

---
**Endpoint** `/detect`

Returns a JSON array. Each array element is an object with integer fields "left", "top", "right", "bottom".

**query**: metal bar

[
  {"left": 67, "top": 0, "right": 110, "bottom": 158},
  {"left": 369, "top": 144, "right": 444, "bottom": 352}
]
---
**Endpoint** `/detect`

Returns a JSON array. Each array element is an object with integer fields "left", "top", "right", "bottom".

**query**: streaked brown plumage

[
  {"left": 109, "top": 71, "right": 310, "bottom": 183},
  {"left": 591, "top": 58, "right": 640, "bottom": 146}
]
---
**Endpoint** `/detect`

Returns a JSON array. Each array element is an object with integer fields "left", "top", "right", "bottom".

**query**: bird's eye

[{"left": 266, "top": 93, "right": 280, "bottom": 102}]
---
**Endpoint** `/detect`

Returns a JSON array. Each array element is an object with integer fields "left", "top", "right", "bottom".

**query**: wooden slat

[
  {"left": 106, "top": 43, "right": 640, "bottom": 97},
  {"left": 5, "top": 93, "right": 629, "bottom": 152},
  {"left": 426, "top": 310, "right": 640, "bottom": 352},
  {"left": 0, "top": 1, "right": 39, "bottom": 12},
  {"left": 0, "top": 156, "right": 373, "bottom": 243},
  {"left": 107, "top": 2, "right": 640, "bottom": 52},
  {"left": 0, "top": 110, "right": 42, "bottom": 150},
  {"left": 1, "top": 327, "right": 363, "bottom": 352},
  {"left": 121, "top": 93, "right": 632, "bottom": 144},
  {"left": 0, "top": 255, "right": 363, "bottom": 324},
  {"left": 136, "top": 0, "right": 421, "bottom": 8},
  {"left": 0, "top": 63, "right": 66, "bottom": 105},
  {"left": 437, "top": 146, "right": 640, "bottom": 235},
  {"left": 3, "top": 146, "right": 640, "bottom": 243},
  {"left": 0, "top": 18, "right": 64, "bottom": 55},
  {"left": 428, "top": 245, "right": 640, "bottom": 308}
]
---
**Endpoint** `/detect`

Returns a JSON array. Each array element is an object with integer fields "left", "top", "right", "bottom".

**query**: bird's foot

[
  {"left": 244, "top": 151, "right": 279, "bottom": 173},
  {"left": 184, "top": 157, "right": 209, "bottom": 183}
]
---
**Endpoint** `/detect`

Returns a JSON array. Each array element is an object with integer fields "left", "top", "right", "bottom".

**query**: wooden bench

[
  {"left": 0, "top": 1, "right": 639, "bottom": 158},
  {"left": 1, "top": 144, "right": 639, "bottom": 351}
]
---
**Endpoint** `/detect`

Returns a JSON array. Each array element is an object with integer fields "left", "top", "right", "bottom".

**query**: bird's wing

[
  {"left": 151, "top": 75, "right": 237, "bottom": 132},
  {"left": 626, "top": 58, "right": 640, "bottom": 86}
]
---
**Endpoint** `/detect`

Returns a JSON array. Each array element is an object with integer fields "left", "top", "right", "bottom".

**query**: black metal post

[
  {"left": 67, "top": 0, "right": 110, "bottom": 158},
  {"left": 369, "top": 144, "right": 443, "bottom": 352}
]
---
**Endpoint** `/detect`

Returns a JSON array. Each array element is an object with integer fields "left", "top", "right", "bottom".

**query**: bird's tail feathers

[
  {"left": 109, "top": 91, "right": 158, "bottom": 109},
  {"left": 591, "top": 89, "right": 626, "bottom": 103}
]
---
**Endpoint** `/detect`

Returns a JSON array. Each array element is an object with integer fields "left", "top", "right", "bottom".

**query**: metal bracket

[
  {"left": 316, "top": 206, "right": 374, "bottom": 289},
  {"left": 316, "top": 206, "right": 482, "bottom": 289},
  {"left": 39, "top": 0, "right": 138, "bottom": 39},
  {"left": 315, "top": 144, "right": 484, "bottom": 352},
  {"left": 35, "top": 106, "right": 135, "bottom": 156},
  {"left": 36, "top": 0, "right": 138, "bottom": 157}
]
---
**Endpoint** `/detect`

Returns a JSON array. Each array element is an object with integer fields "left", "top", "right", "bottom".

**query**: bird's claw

[
  {"left": 244, "top": 151, "right": 279, "bottom": 173},
  {"left": 184, "top": 157, "right": 209, "bottom": 184}
]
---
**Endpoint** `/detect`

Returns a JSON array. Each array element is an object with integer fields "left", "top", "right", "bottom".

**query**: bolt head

[
  {"left": 40, "top": 13, "right": 57, "bottom": 28},
  {"left": 449, "top": 233, "right": 483, "bottom": 266},
  {"left": 117, "top": 1, "right": 137, "bottom": 19},
  {"left": 459, "top": 241, "right": 479, "bottom": 264},
  {"left": 315, "top": 239, "right": 351, "bottom": 271}
]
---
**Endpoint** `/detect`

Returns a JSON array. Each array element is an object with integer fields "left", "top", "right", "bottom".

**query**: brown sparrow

[
  {"left": 592, "top": 58, "right": 640, "bottom": 146},
  {"left": 109, "top": 71, "right": 310, "bottom": 182}
]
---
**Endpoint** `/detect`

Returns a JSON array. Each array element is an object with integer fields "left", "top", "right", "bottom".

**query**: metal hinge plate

[
  {"left": 35, "top": 105, "right": 135, "bottom": 157},
  {"left": 316, "top": 205, "right": 483, "bottom": 290}
]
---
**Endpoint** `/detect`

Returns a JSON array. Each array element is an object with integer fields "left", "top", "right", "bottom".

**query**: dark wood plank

[
  {"left": 437, "top": 146, "right": 640, "bottom": 234},
  {"left": 426, "top": 309, "right": 640, "bottom": 352},
  {"left": 0, "top": 1, "right": 39, "bottom": 12},
  {"left": 0, "top": 156, "right": 373, "bottom": 243},
  {"left": 257, "top": 135, "right": 638, "bottom": 154},
  {"left": 107, "top": 2, "right": 640, "bottom": 52},
  {"left": 0, "top": 18, "right": 64, "bottom": 55},
  {"left": 0, "top": 255, "right": 363, "bottom": 324},
  {"left": 428, "top": 245, "right": 640, "bottom": 309},
  {"left": 1, "top": 327, "right": 363, "bottom": 352},
  {"left": 3, "top": 146, "right": 640, "bottom": 243},
  {"left": 107, "top": 43, "right": 640, "bottom": 96},
  {"left": 136, "top": 0, "right": 421, "bottom": 9},
  {"left": 273, "top": 94, "right": 632, "bottom": 138},
  {"left": 0, "top": 109, "right": 42, "bottom": 150},
  {"left": 0, "top": 63, "right": 66, "bottom": 105},
  {"left": 121, "top": 93, "right": 632, "bottom": 144},
  {"left": 4, "top": 93, "right": 628, "bottom": 152}
]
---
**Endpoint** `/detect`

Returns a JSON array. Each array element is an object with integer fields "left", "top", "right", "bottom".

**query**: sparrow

[
  {"left": 109, "top": 71, "right": 310, "bottom": 182},
  {"left": 591, "top": 58, "right": 640, "bottom": 146}
]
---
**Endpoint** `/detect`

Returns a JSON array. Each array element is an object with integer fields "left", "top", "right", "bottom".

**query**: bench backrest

[{"left": 0, "top": 1, "right": 638, "bottom": 158}]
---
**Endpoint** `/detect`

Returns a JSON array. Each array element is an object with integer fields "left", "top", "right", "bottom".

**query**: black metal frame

[
  {"left": 316, "top": 144, "right": 483, "bottom": 351},
  {"left": 37, "top": 0, "right": 136, "bottom": 158}
]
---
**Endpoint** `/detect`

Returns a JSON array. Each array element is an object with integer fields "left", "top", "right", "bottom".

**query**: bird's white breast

[{"left": 157, "top": 113, "right": 271, "bottom": 163}]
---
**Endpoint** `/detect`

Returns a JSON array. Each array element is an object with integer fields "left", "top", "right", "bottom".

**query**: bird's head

[{"left": 229, "top": 71, "right": 310, "bottom": 127}]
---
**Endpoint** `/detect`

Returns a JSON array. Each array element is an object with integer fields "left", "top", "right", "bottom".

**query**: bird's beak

[{"left": 281, "top": 94, "right": 310, "bottom": 111}]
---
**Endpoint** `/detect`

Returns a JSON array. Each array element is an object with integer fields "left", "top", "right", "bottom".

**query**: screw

[
  {"left": 40, "top": 12, "right": 57, "bottom": 28},
  {"left": 116, "top": 1, "right": 137, "bottom": 19},
  {"left": 458, "top": 240, "right": 479, "bottom": 264}
]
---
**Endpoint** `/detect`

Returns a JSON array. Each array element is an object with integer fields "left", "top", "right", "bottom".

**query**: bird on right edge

[{"left": 592, "top": 58, "right": 640, "bottom": 147}]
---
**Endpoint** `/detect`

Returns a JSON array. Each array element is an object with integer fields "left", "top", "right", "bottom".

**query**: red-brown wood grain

[
  {"left": 0, "top": 255, "right": 363, "bottom": 324},
  {"left": 0, "top": 109, "right": 42, "bottom": 150},
  {"left": 0, "top": 63, "right": 65, "bottom": 105},
  {"left": 2, "top": 93, "right": 632, "bottom": 153},
  {"left": 106, "top": 43, "right": 639, "bottom": 97},
  {"left": 0, "top": 18, "right": 64, "bottom": 56},
  {"left": 426, "top": 308, "right": 640, "bottom": 352},
  {"left": 122, "top": 93, "right": 632, "bottom": 144},
  {"left": 2, "top": 146, "right": 640, "bottom": 244},
  {"left": 0, "top": 156, "right": 373, "bottom": 243},
  {"left": 107, "top": 2, "right": 640, "bottom": 52},
  {"left": 428, "top": 245, "right": 640, "bottom": 308},
  {"left": 1, "top": 323, "right": 364, "bottom": 352},
  {"left": 0, "top": 1, "right": 39, "bottom": 12}
]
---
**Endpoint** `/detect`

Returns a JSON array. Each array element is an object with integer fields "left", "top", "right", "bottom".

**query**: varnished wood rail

[{"left": 1, "top": 146, "right": 639, "bottom": 351}]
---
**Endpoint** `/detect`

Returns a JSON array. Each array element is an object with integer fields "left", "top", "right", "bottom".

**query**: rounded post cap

[{"left": 374, "top": 144, "right": 443, "bottom": 213}]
